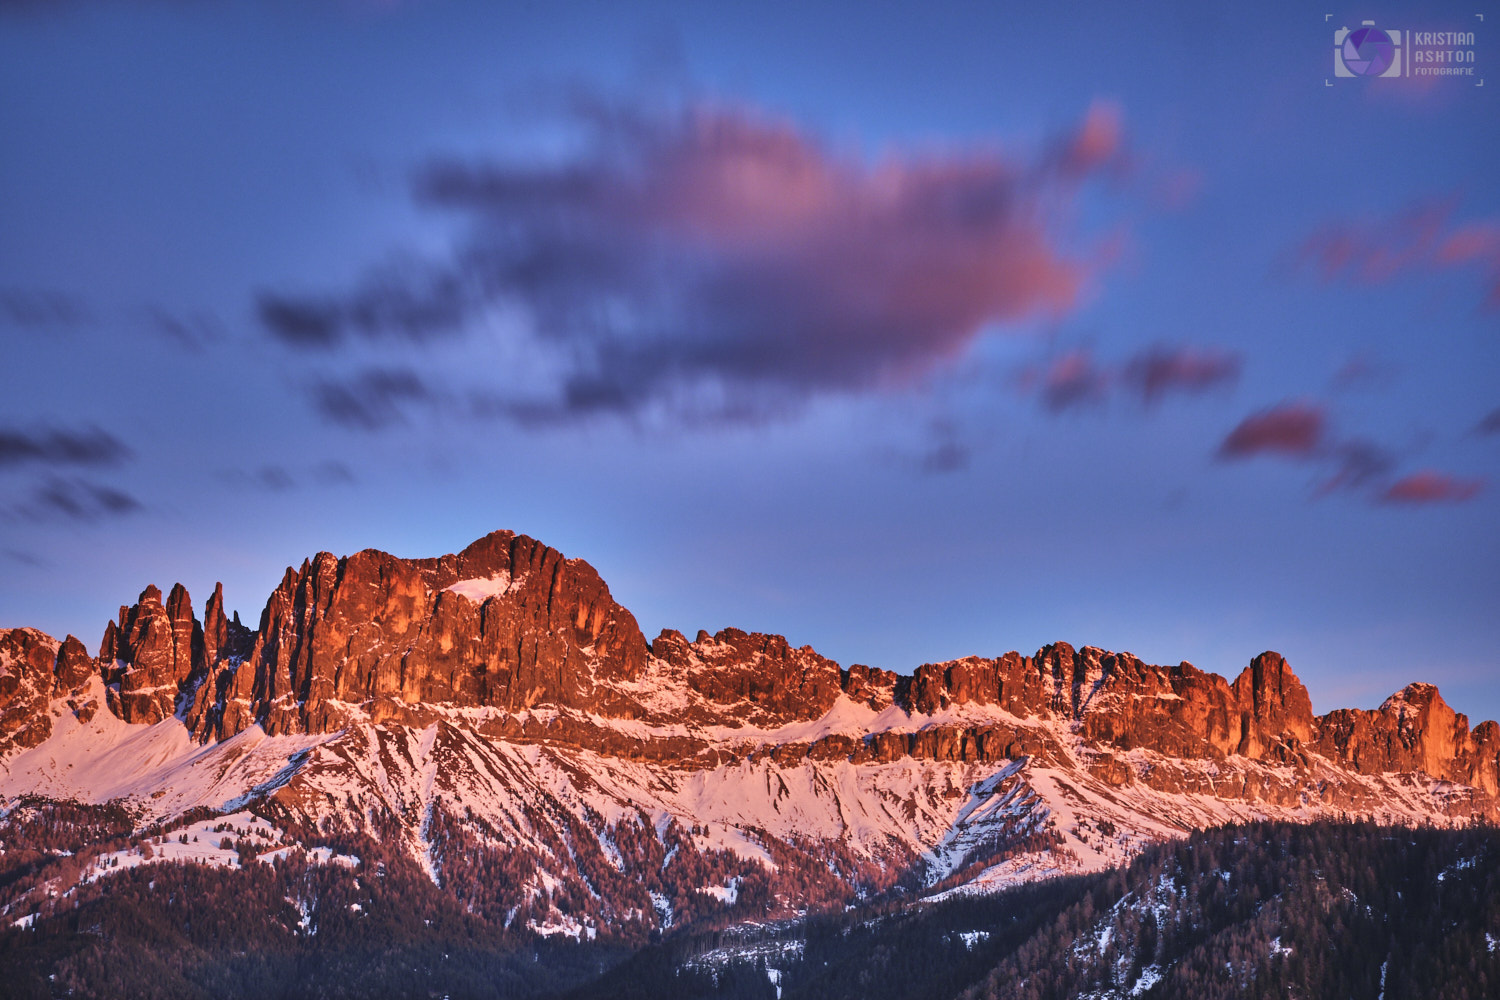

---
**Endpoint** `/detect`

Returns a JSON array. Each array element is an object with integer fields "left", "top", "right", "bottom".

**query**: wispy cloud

[
  {"left": 216, "top": 460, "right": 357, "bottom": 490},
  {"left": 915, "top": 419, "right": 973, "bottom": 475},
  {"left": 1122, "top": 346, "right": 1241, "bottom": 405},
  {"left": 311, "top": 366, "right": 435, "bottom": 430},
  {"left": 1329, "top": 352, "right": 1397, "bottom": 392},
  {"left": 1037, "top": 350, "right": 1110, "bottom": 413},
  {"left": 1379, "top": 470, "right": 1483, "bottom": 505},
  {"left": 1217, "top": 401, "right": 1325, "bottom": 459},
  {"left": 16, "top": 477, "right": 142, "bottom": 522},
  {"left": 0, "top": 425, "right": 130, "bottom": 470},
  {"left": 1217, "top": 401, "right": 1481, "bottom": 508},
  {"left": 1297, "top": 199, "right": 1500, "bottom": 311},
  {"left": 0, "top": 289, "right": 89, "bottom": 331},
  {"left": 1313, "top": 438, "right": 1397, "bottom": 496},
  {"left": 261, "top": 96, "right": 1130, "bottom": 428},
  {"left": 1024, "top": 343, "right": 1240, "bottom": 414},
  {"left": 144, "top": 307, "right": 226, "bottom": 351}
]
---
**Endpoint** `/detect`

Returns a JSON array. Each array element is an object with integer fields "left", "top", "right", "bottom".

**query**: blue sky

[{"left": 2, "top": 0, "right": 1497, "bottom": 721}]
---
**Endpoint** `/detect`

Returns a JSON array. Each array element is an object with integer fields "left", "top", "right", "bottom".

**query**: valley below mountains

[{"left": 1, "top": 529, "right": 1497, "bottom": 998}]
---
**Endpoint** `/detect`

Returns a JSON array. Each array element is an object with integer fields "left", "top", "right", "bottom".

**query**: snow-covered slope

[
  {"left": 4, "top": 678, "right": 1492, "bottom": 940},
  {"left": 2, "top": 529, "right": 1497, "bottom": 940}
]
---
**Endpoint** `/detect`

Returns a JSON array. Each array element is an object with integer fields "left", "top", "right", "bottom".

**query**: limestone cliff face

[
  {"left": 898, "top": 644, "right": 1318, "bottom": 766},
  {"left": 0, "top": 629, "right": 60, "bottom": 752},
  {"left": 649, "top": 627, "right": 845, "bottom": 726},
  {"left": 1314, "top": 683, "right": 1500, "bottom": 796},
  {"left": 190, "top": 530, "right": 649, "bottom": 738},
  {"left": 0, "top": 629, "right": 95, "bottom": 752},
  {"left": 99, "top": 583, "right": 204, "bottom": 724},
  {"left": 2, "top": 528, "right": 1494, "bottom": 808}
]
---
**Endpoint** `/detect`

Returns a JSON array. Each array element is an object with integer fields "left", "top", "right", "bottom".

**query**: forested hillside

[{"left": 564, "top": 822, "right": 1500, "bottom": 1000}]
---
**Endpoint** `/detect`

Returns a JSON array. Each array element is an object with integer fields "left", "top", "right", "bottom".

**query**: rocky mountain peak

[
  {"left": 1, "top": 528, "right": 1498, "bottom": 954},
  {"left": 183, "top": 530, "right": 648, "bottom": 739},
  {"left": 99, "top": 581, "right": 204, "bottom": 724},
  {"left": 1229, "top": 650, "right": 1315, "bottom": 757},
  {"left": 5, "top": 528, "right": 1496, "bottom": 825}
]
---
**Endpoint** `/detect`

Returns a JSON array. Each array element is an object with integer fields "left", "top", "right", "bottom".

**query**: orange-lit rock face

[
  {"left": 0, "top": 527, "right": 1483, "bottom": 809},
  {"left": 99, "top": 583, "right": 203, "bottom": 724},
  {"left": 174, "top": 531, "right": 649, "bottom": 738},
  {"left": 0, "top": 628, "right": 59, "bottom": 751},
  {"left": 1313, "top": 682, "right": 1499, "bottom": 794}
]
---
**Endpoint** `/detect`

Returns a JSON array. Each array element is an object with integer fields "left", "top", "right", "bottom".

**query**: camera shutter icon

[{"left": 1336, "top": 21, "right": 1402, "bottom": 78}]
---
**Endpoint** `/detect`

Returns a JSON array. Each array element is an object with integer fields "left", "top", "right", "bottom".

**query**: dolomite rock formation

[
  {"left": 99, "top": 583, "right": 203, "bottom": 724},
  {"left": 2, "top": 528, "right": 1498, "bottom": 945},
  {"left": 0, "top": 630, "right": 95, "bottom": 752},
  {"left": 0, "top": 527, "right": 1493, "bottom": 805},
  {"left": 189, "top": 530, "right": 649, "bottom": 739}
]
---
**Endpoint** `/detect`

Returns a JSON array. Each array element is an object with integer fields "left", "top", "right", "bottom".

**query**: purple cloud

[
  {"left": 1298, "top": 199, "right": 1500, "bottom": 311},
  {"left": 1217, "top": 402, "right": 1482, "bottom": 509},
  {"left": 311, "top": 367, "right": 435, "bottom": 431},
  {"left": 0, "top": 425, "right": 130, "bottom": 470},
  {"left": 1380, "top": 470, "right": 1483, "bottom": 505},
  {"left": 0, "top": 289, "right": 89, "bottom": 331},
  {"left": 1020, "top": 343, "right": 1241, "bottom": 415},
  {"left": 1038, "top": 350, "right": 1110, "bottom": 412},
  {"left": 1217, "top": 402, "right": 1326, "bottom": 459},
  {"left": 1313, "top": 439, "right": 1397, "bottom": 496},
  {"left": 1122, "top": 345, "right": 1241, "bottom": 405},
  {"left": 261, "top": 97, "right": 1128, "bottom": 426},
  {"left": 18, "top": 478, "right": 141, "bottom": 522}
]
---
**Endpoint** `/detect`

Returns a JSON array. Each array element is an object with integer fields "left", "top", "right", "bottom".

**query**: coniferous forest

[{"left": 2, "top": 818, "right": 1495, "bottom": 999}]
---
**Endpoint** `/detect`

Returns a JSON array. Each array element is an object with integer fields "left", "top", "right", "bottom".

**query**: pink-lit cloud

[
  {"left": 1123, "top": 346, "right": 1241, "bottom": 405},
  {"left": 1048, "top": 100, "right": 1124, "bottom": 178},
  {"left": 1217, "top": 402, "right": 1326, "bottom": 459},
  {"left": 1037, "top": 350, "right": 1110, "bottom": 412},
  {"left": 1021, "top": 343, "right": 1240, "bottom": 414},
  {"left": 1218, "top": 401, "right": 1483, "bottom": 509},
  {"left": 260, "top": 97, "right": 1129, "bottom": 426},
  {"left": 1380, "top": 470, "right": 1483, "bottom": 505},
  {"left": 1298, "top": 199, "right": 1500, "bottom": 311}
]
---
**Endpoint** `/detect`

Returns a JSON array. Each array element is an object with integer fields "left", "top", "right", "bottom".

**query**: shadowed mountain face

[{"left": 1, "top": 530, "right": 1498, "bottom": 947}]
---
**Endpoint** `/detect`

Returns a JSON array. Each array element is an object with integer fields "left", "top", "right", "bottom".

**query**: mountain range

[{"left": 1, "top": 529, "right": 1497, "bottom": 968}]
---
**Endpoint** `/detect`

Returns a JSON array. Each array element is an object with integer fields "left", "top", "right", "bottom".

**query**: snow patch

[
  {"left": 445, "top": 572, "right": 523, "bottom": 603},
  {"left": 697, "top": 881, "right": 739, "bottom": 905},
  {"left": 1130, "top": 965, "right": 1163, "bottom": 995}
]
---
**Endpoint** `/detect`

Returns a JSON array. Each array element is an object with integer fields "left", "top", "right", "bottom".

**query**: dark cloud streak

[
  {"left": 311, "top": 367, "right": 435, "bottom": 431},
  {"left": 1039, "top": 350, "right": 1109, "bottom": 413},
  {"left": 0, "top": 425, "right": 131, "bottom": 470},
  {"left": 0, "top": 289, "right": 89, "bottom": 331},
  {"left": 19, "top": 478, "right": 141, "bottom": 522},
  {"left": 1123, "top": 346, "right": 1240, "bottom": 405},
  {"left": 216, "top": 461, "right": 356, "bottom": 491},
  {"left": 1023, "top": 344, "right": 1240, "bottom": 414},
  {"left": 1218, "top": 402, "right": 1482, "bottom": 509},
  {"left": 1313, "top": 439, "right": 1397, "bottom": 496}
]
